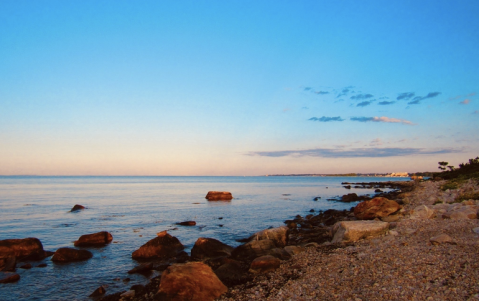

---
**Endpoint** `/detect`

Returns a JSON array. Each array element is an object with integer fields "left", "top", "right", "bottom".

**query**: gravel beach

[{"left": 218, "top": 179, "right": 479, "bottom": 301}]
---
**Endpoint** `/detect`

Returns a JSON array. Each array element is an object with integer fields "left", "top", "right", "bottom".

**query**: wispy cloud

[
  {"left": 304, "top": 87, "right": 312, "bottom": 91},
  {"left": 369, "top": 138, "right": 383, "bottom": 146},
  {"left": 460, "top": 99, "right": 471, "bottom": 105},
  {"left": 357, "top": 101, "right": 373, "bottom": 107},
  {"left": 408, "top": 92, "right": 441, "bottom": 105},
  {"left": 337, "top": 86, "right": 354, "bottom": 98},
  {"left": 467, "top": 92, "right": 476, "bottom": 97},
  {"left": 350, "top": 116, "right": 414, "bottom": 125},
  {"left": 314, "top": 91, "right": 329, "bottom": 95},
  {"left": 247, "top": 147, "right": 461, "bottom": 158},
  {"left": 397, "top": 92, "right": 415, "bottom": 100},
  {"left": 309, "top": 116, "right": 344, "bottom": 122},
  {"left": 351, "top": 93, "right": 374, "bottom": 100},
  {"left": 378, "top": 101, "right": 395, "bottom": 105},
  {"left": 473, "top": 110, "right": 479, "bottom": 114}
]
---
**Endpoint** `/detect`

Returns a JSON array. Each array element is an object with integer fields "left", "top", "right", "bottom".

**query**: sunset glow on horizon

[{"left": 1, "top": 1, "right": 478, "bottom": 176}]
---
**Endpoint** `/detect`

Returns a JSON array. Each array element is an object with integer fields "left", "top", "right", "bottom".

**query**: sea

[{"left": 0, "top": 175, "right": 408, "bottom": 300}]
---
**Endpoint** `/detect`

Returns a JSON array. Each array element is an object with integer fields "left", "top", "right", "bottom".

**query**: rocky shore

[{"left": 2, "top": 181, "right": 478, "bottom": 300}]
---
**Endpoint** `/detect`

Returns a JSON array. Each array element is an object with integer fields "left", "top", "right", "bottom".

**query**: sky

[{"left": 1, "top": 0, "right": 478, "bottom": 176}]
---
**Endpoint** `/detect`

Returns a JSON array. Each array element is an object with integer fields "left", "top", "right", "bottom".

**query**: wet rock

[
  {"left": 19, "top": 263, "right": 32, "bottom": 269},
  {"left": 313, "top": 197, "right": 321, "bottom": 201},
  {"left": 0, "top": 238, "right": 47, "bottom": 261},
  {"left": 205, "top": 191, "right": 233, "bottom": 201},
  {"left": 343, "top": 185, "right": 351, "bottom": 189},
  {"left": 214, "top": 261, "right": 250, "bottom": 286},
  {"left": 158, "top": 262, "right": 227, "bottom": 301},
  {"left": 354, "top": 197, "right": 400, "bottom": 220},
  {"left": 132, "top": 231, "right": 184, "bottom": 260},
  {"left": 130, "top": 284, "right": 145, "bottom": 293},
  {"left": 410, "top": 205, "right": 436, "bottom": 219},
  {"left": 128, "top": 263, "right": 153, "bottom": 274},
  {"left": 191, "top": 237, "right": 234, "bottom": 260},
  {"left": 341, "top": 193, "right": 360, "bottom": 202},
  {"left": 0, "top": 272, "right": 20, "bottom": 283},
  {"left": 51, "top": 247, "right": 93, "bottom": 262},
  {"left": 248, "top": 255, "right": 281, "bottom": 274},
  {"left": 331, "top": 221, "right": 389, "bottom": 243},
  {"left": 74, "top": 231, "right": 113, "bottom": 247},
  {"left": 70, "top": 204, "right": 85, "bottom": 212},
  {"left": 176, "top": 221, "right": 196, "bottom": 226},
  {"left": 0, "top": 256, "right": 16, "bottom": 272},
  {"left": 120, "top": 290, "right": 135, "bottom": 298},
  {"left": 309, "top": 209, "right": 315, "bottom": 212},
  {"left": 90, "top": 286, "right": 106, "bottom": 297},
  {"left": 430, "top": 234, "right": 455, "bottom": 245},
  {"left": 375, "top": 189, "right": 383, "bottom": 192},
  {"left": 37, "top": 263, "right": 47, "bottom": 268}
]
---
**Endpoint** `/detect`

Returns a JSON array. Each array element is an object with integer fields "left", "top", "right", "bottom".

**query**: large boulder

[
  {"left": 0, "top": 272, "right": 20, "bottom": 283},
  {"left": 157, "top": 262, "right": 227, "bottom": 301},
  {"left": 132, "top": 231, "right": 184, "bottom": 260},
  {"left": 247, "top": 226, "right": 288, "bottom": 248},
  {"left": 74, "top": 231, "right": 113, "bottom": 247},
  {"left": 0, "top": 238, "right": 47, "bottom": 261},
  {"left": 410, "top": 205, "right": 436, "bottom": 219},
  {"left": 354, "top": 197, "right": 400, "bottom": 220},
  {"left": 214, "top": 260, "right": 250, "bottom": 286},
  {"left": 232, "top": 239, "right": 276, "bottom": 260},
  {"left": 205, "top": 191, "right": 233, "bottom": 201},
  {"left": 331, "top": 221, "right": 389, "bottom": 243},
  {"left": 191, "top": 238, "right": 234, "bottom": 260},
  {"left": 248, "top": 255, "right": 281, "bottom": 274},
  {"left": 0, "top": 256, "right": 16, "bottom": 272},
  {"left": 51, "top": 247, "right": 93, "bottom": 262}
]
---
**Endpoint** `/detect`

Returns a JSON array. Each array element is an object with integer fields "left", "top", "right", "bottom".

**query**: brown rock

[
  {"left": 430, "top": 234, "right": 455, "bottom": 245},
  {"left": 128, "top": 263, "right": 153, "bottom": 274},
  {"left": 132, "top": 231, "right": 184, "bottom": 260},
  {"left": 90, "top": 285, "right": 106, "bottom": 297},
  {"left": 51, "top": 247, "right": 93, "bottom": 262},
  {"left": 214, "top": 261, "right": 250, "bottom": 286},
  {"left": 354, "top": 197, "right": 400, "bottom": 220},
  {"left": 70, "top": 204, "right": 85, "bottom": 212},
  {"left": 0, "top": 256, "right": 16, "bottom": 272},
  {"left": 232, "top": 239, "right": 276, "bottom": 260},
  {"left": 158, "top": 262, "right": 227, "bottom": 301},
  {"left": 341, "top": 193, "right": 360, "bottom": 202},
  {"left": 205, "top": 191, "right": 233, "bottom": 201},
  {"left": 191, "top": 237, "right": 234, "bottom": 260},
  {"left": 74, "top": 231, "right": 113, "bottom": 247},
  {"left": 0, "top": 272, "right": 20, "bottom": 283},
  {"left": 248, "top": 255, "right": 281, "bottom": 274},
  {"left": 176, "top": 221, "right": 196, "bottom": 226},
  {"left": 410, "top": 205, "right": 436, "bottom": 219},
  {"left": 449, "top": 207, "right": 477, "bottom": 220},
  {"left": 19, "top": 263, "right": 32, "bottom": 269},
  {"left": 0, "top": 238, "right": 47, "bottom": 261},
  {"left": 247, "top": 226, "right": 289, "bottom": 247}
]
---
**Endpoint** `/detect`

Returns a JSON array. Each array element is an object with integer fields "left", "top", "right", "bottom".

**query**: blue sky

[{"left": 1, "top": 0, "right": 478, "bottom": 175}]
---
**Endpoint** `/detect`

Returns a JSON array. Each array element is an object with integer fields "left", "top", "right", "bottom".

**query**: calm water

[{"left": 0, "top": 176, "right": 407, "bottom": 300}]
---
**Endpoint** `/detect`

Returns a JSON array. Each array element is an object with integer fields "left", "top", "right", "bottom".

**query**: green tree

[{"left": 438, "top": 161, "right": 448, "bottom": 171}]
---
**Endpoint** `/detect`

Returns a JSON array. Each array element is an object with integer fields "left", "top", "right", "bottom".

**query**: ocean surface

[{"left": 0, "top": 176, "right": 408, "bottom": 300}]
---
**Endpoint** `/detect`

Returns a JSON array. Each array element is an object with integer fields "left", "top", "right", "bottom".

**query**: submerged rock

[
  {"left": 191, "top": 238, "right": 234, "bottom": 260},
  {"left": 158, "top": 262, "right": 227, "bottom": 301},
  {"left": 51, "top": 247, "right": 93, "bottom": 262},
  {"left": 0, "top": 238, "right": 47, "bottom": 261},
  {"left": 205, "top": 191, "right": 233, "bottom": 201},
  {"left": 354, "top": 197, "right": 400, "bottom": 220},
  {"left": 0, "top": 272, "right": 20, "bottom": 283},
  {"left": 177, "top": 221, "right": 196, "bottom": 226},
  {"left": 132, "top": 231, "right": 184, "bottom": 260},
  {"left": 90, "top": 286, "right": 106, "bottom": 297},
  {"left": 331, "top": 221, "right": 389, "bottom": 243},
  {"left": 74, "top": 231, "right": 113, "bottom": 247}
]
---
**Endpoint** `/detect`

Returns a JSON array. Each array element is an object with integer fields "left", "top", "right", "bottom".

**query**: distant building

[{"left": 386, "top": 172, "right": 409, "bottom": 177}]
